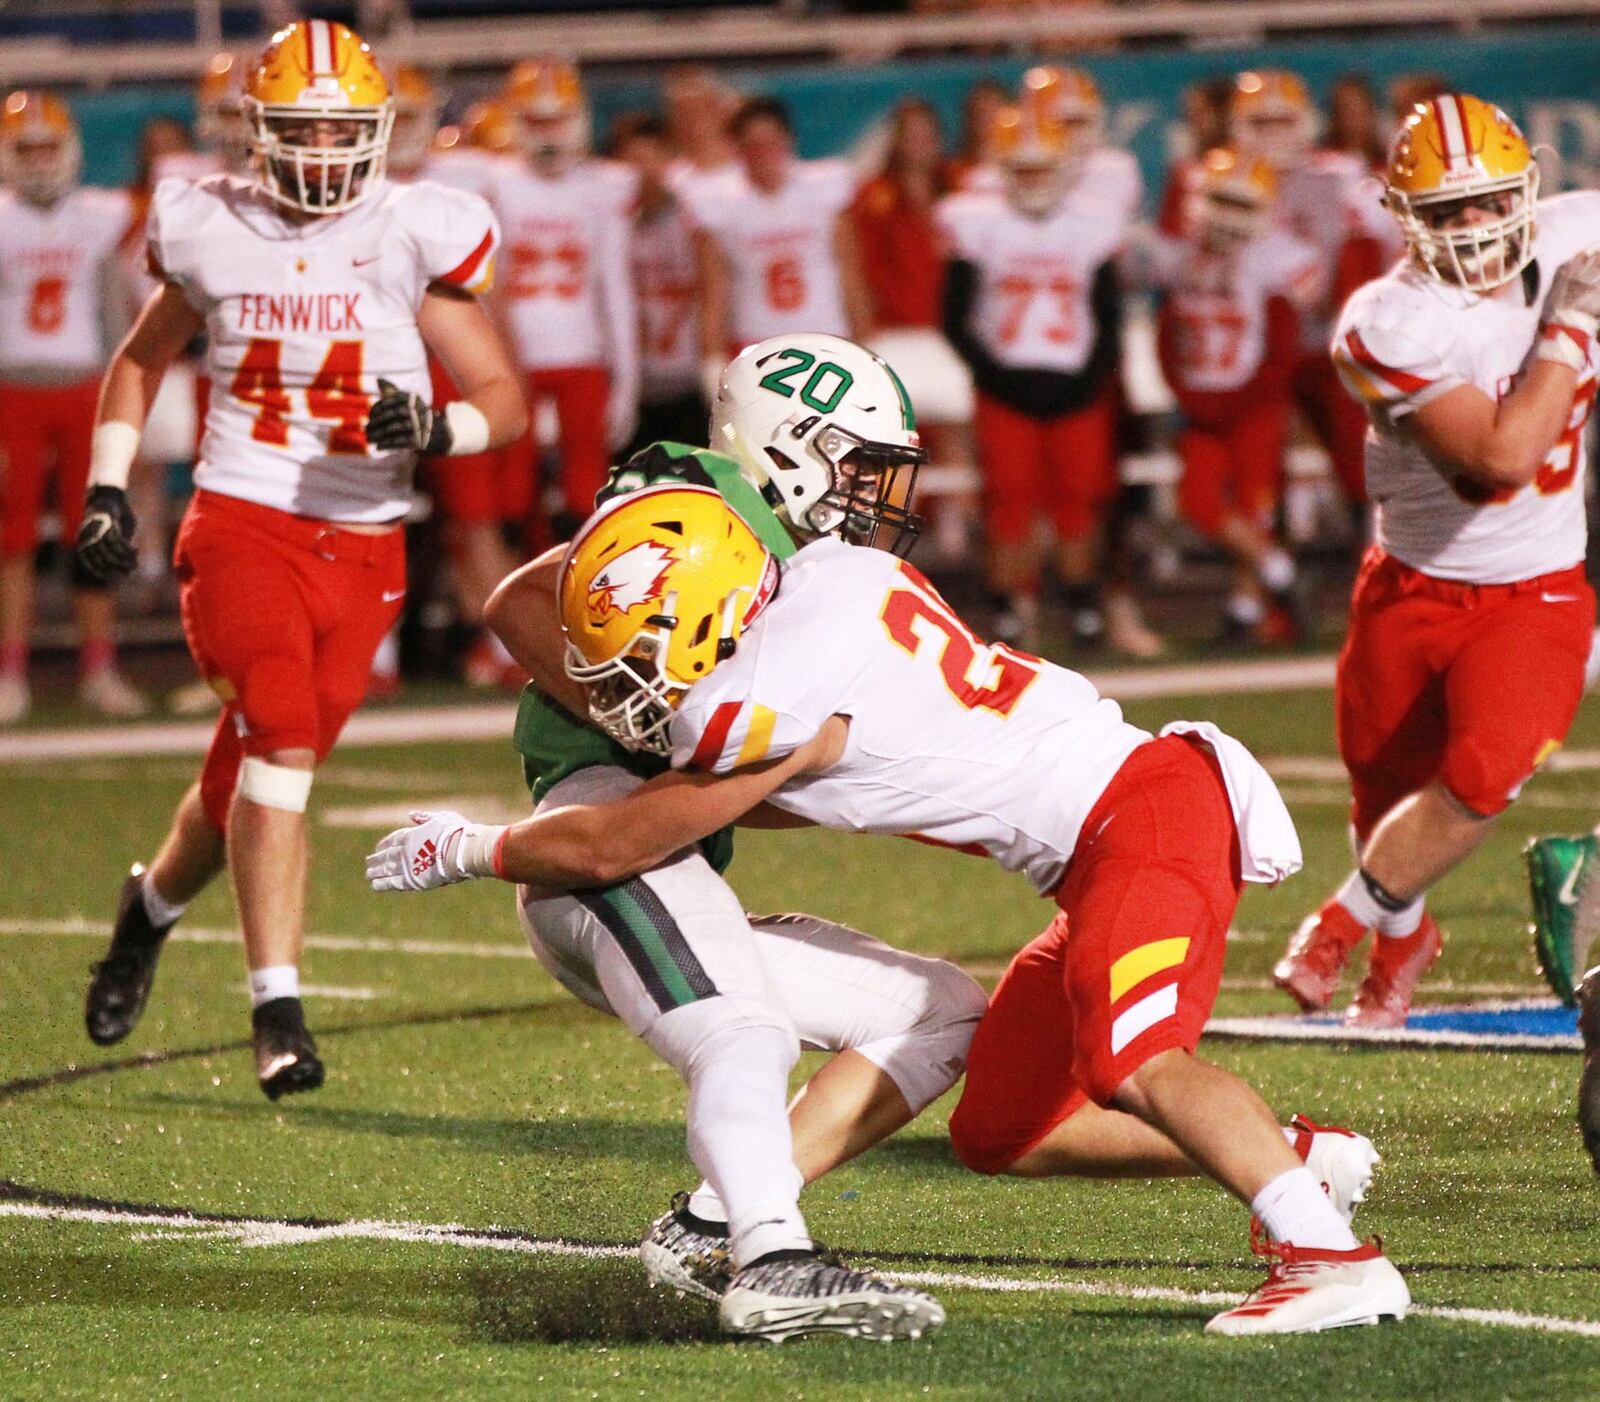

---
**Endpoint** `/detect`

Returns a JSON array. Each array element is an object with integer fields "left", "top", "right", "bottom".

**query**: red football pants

[
  {"left": 529, "top": 364, "right": 610, "bottom": 518},
  {"left": 1293, "top": 353, "right": 1367, "bottom": 504},
  {"left": 424, "top": 352, "right": 532, "bottom": 526},
  {"left": 0, "top": 378, "right": 98, "bottom": 557},
  {"left": 173, "top": 490, "right": 406, "bottom": 832},
  {"left": 1336, "top": 547, "right": 1596, "bottom": 839},
  {"left": 971, "top": 390, "right": 1117, "bottom": 547},
  {"left": 1175, "top": 395, "right": 1292, "bottom": 538},
  {"left": 949, "top": 736, "right": 1242, "bottom": 1174}
]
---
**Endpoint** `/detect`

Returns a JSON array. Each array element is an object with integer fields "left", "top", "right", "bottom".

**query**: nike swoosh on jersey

[
  {"left": 1542, "top": 593, "right": 1580, "bottom": 603},
  {"left": 1560, "top": 852, "right": 1588, "bottom": 907},
  {"left": 352, "top": 255, "right": 382, "bottom": 268},
  {"left": 381, "top": 587, "right": 406, "bottom": 603}
]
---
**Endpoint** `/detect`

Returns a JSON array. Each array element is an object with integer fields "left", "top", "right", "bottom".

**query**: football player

[
  {"left": 685, "top": 97, "right": 871, "bottom": 395},
  {"left": 0, "top": 90, "right": 148, "bottom": 724},
  {"left": 493, "top": 56, "right": 639, "bottom": 527},
  {"left": 938, "top": 97, "right": 1128, "bottom": 650},
  {"left": 76, "top": 20, "right": 528, "bottom": 1097},
  {"left": 426, "top": 336, "right": 969, "bottom": 1341},
  {"left": 1274, "top": 97, "right": 1600, "bottom": 1028},
  {"left": 1153, "top": 149, "right": 1322, "bottom": 642},
  {"left": 370, "top": 475, "right": 1407, "bottom": 1337}
]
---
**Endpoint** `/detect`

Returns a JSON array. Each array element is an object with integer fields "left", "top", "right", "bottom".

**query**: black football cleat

[
  {"left": 1578, "top": 967, "right": 1600, "bottom": 1174},
  {"left": 85, "top": 864, "right": 175, "bottom": 1046},
  {"left": 252, "top": 996, "right": 325, "bottom": 1100}
]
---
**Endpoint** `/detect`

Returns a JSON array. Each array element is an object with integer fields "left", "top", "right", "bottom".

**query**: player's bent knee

[
  {"left": 1440, "top": 744, "right": 1521, "bottom": 820},
  {"left": 1104, "top": 1044, "right": 1192, "bottom": 1117},
  {"left": 947, "top": 1099, "right": 1027, "bottom": 1176},
  {"left": 859, "top": 964, "right": 988, "bottom": 1114},
  {"left": 236, "top": 756, "right": 314, "bottom": 813},
  {"left": 647, "top": 994, "right": 798, "bottom": 1082}
]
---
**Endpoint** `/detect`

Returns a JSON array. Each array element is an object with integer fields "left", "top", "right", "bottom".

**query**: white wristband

[
  {"left": 89, "top": 421, "right": 142, "bottom": 491},
  {"left": 454, "top": 822, "right": 509, "bottom": 880},
  {"left": 443, "top": 400, "right": 491, "bottom": 457}
]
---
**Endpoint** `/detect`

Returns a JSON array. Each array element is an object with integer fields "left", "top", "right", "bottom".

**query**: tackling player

[
  {"left": 76, "top": 20, "right": 527, "bottom": 1097},
  {"left": 1274, "top": 97, "right": 1600, "bottom": 1028},
  {"left": 493, "top": 57, "right": 639, "bottom": 528},
  {"left": 426, "top": 336, "right": 970, "bottom": 1341},
  {"left": 370, "top": 478, "right": 1407, "bottom": 1336},
  {"left": 0, "top": 90, "right": 147, "bottom": 725},
  {"left": 1153, "top": 149, "right": 1322, "bottom": 643}
]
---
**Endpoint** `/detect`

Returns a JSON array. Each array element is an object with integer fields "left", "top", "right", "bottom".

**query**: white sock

[
  {"left": 248, "top": 964, "right": 300, "bottom": 1009},
  {"left": 1251, "top": 1166, "right": 1360, "bottom": 1252},
  {"left": 1258, "top": 549, "right": 1296, "bottom": 594},
  {"left": 140, "top": 872, "right": 188, "bottom": 928},
  {"left": 687, "top": 1182, "right": 728, "bottom": 1224},
  {"left": 685, "top": 1025, "right": 811, "bottom": 1268},
  {"left": 1336, "top": 869, "right": 1423, "bottom": 938},
  {"left": 1226, "top": 591, "right": 1265, "bottom": 625}
]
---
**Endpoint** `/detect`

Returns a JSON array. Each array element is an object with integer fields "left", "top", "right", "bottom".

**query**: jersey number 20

[{"left": 879, "top": 561, "right": 1041, "bottom": 716}]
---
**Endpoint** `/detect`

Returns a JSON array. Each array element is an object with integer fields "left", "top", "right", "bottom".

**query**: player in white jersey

[
  {"left": 369, "top": 480, "right": 1408, "bottom": 1337},
  {"left": 938, "top": 95, "right": 1130, "bottom": 651},
  {"left": 614, "top": 114, "right": 707, "bottom": 453},
  {"left": 1152, "top": 149, "right": 1323, "bottom": 642},
  {"left": 493, "top": 56, "right": 639, "bottom": 528},
  {"left": 75, "top": 20, "right": 528, "bottom": 1098},
  {"left": 1275, "top": 96, "right": 1600, "bottom": 1028},
  {"left": 0, "top": 90, "right": 147, "bottom": 726},
  {"left": 685, "top": 97, "right": 870, "bottom": 394}
]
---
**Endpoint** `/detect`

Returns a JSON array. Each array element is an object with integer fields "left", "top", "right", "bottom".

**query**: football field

[{"left": 3, "top": 674, "right": 1599, "bottom": 1400}]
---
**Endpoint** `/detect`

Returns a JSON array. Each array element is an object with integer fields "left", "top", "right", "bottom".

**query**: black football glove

[
  {"left": 75, "top": 485, "right": 139, "bottom": 583},
  {"left": 365, "top": 377, "right": 453, "bottom": 456}
]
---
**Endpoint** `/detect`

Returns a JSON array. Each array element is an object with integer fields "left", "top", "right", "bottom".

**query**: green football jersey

[{"left": 510, "top": 442, "right": 792, "bottom": 875}]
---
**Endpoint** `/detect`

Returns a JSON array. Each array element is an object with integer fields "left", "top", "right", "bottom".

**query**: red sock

[
  {"left": 79, "top": 638, "right": 115, "bottom": 677},
  {"left": 0, "top": 640, "right": 26, "bottom": 677}
]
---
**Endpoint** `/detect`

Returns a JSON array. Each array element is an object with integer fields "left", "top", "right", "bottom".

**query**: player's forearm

[
  {"left": 695, "top": 233, "right": 730, "bottom": 357},
  {"left": 460, "top": 370, "right": 529, "bottom": 450},
  {"left": 1447, "top": 361, "right": 1577, "bottom": 490},
  {"left": 834, "top": 218, "right": 875, "bottom": 342}
]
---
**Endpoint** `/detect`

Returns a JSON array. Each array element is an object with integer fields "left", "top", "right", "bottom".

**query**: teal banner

[{"left": 66, "top": 22, "right": 1600, "bottom": 204}]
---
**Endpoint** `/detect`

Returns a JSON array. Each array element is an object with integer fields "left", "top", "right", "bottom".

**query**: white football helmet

[{"left": 709, "top": 334, "right": 926, "bottom": 553}]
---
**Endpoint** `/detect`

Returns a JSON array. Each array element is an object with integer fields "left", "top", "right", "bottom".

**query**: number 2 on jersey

[
  {"left": 879, "top": 561, "right": 1041, "bottom": 716},
  {"left": 229, "top": 338, "right": 372, "bottom": 452}
]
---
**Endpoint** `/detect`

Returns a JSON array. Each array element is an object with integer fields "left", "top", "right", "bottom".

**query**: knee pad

[
  {"left": 236, "top": 756, "right": 314, "bottom": 813},
  {"left": 235, "top": 655, "right": 320, "bottom": 755},
  {"left": 1441, "top": 737, "right": 1521, "bottom": 820},
  {"left": 647, "top": 994, "right": 798, "bottom": 1083}
]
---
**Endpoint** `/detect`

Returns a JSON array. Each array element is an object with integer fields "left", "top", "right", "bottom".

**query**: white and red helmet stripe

[
  {"left": 1432, "top": 95, "right": 1475, "bottom": 172},
  {"left": 304, "top": 18, "right": 337, "bottom": 76}
]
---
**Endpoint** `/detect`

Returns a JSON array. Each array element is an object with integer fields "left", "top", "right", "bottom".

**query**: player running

[
  {"left": 76, "top": 20, "right": 527, "bottom": 1097},
  {"left": 423, "top": 336, "right": 974, "bottom": 1342},
  {"left": 1274, "top": 96, "right": 1600, "bottom": 1028},
  {"left": 370, "top": 493, "right": 1408, "bottom": 1332}
]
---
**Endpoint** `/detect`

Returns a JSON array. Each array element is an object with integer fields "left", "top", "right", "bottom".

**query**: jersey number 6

[{"left": 879, "top": 561, "right": 1041, "bottom": 716}]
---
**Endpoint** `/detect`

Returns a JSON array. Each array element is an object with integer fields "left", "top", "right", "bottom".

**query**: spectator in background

[
  {"left": 952, "top": 78, "right": 1009, "bottom": 187},
  {"left": 612, "top": 113, "right": 708, "bottom": 453},
  {"left": 1153, "top": 149, "right": 1322, "bottom": 646},
  {"left": 664, "top": 65, "right": 739, "bottom": 187},
  {"left": 687, "top": 97, "right": 871, "bottom": 397},
  {"left": 0, "top": 90, "right": 147, "bottom": 724},
  {"left": 1324, "top": 73, "right": 1386, "bottom": 171},
  {"left": 1158, "top": 75, "right": 1233, "bottom": 236},
  {"left": 1388, "top": 71, "right": 1450, "bottom": 126}
]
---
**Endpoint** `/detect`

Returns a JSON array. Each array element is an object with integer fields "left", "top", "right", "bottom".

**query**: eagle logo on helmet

[{"left": 587, "top": 541, "right": 676, "bottom": 624}]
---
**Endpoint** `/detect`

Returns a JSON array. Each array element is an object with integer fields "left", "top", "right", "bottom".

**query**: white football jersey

[
  {"left": 936, "top": 182, "right": 1128, "bottom": 372},
  {"left": 149, "top": 173, "right": 498, "bottom": 523},
  {"left": 0, "top": 185, "right": 134, "bottom": 380},
  {"left": 1332, "top": 191, "right": 1600, "bottom": 583},
  {"left": 683, "top": 160, "right": 856, "bottom": 345},
  {"left": 633, "top": 199, "right": 700, "bottom": 400},
  {"left": 1158, "top": 228, "right": 1322, "bottom": 393},
  {"left": 150, "top": 150, "right": 228, "bottom": 187},
  {"left": 420, "top": 146, "right": 516, "bottom": 200},
  {"left": 490, "top": 159, "right": 637, "bottom": 375}
]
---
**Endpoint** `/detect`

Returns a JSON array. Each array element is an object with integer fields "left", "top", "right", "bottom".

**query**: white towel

[{"left": 1160, "top": 721, "right": 1304, "bottom": 885}]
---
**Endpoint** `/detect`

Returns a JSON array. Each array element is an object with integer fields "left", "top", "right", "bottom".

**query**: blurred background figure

[
  {"left": 385, "top": 64, "right": 442, "bottom": 183},
  {"left": 1158, "top": 75, "right": 1233, "bottom": 236},
  {"left": 686, "top": 96, "right": 871, "bottom": 397},
  {"left": 494, "top": 56, "right": 638, "bottom": 540},
  {"left": 611, "top": 112, "right": 708, "bottom": 454},
  {"left": 951, "top": 77, "right": 1009, "bottom": 188},
  {"left": 1154, "top": 149, "right": 1322, "bottom": 646},
  {"left": 0, "top": 90, "right": 147, "bottom": 724},
  {"left": 429, "top": 97, "right": 519, "bottom": 199},
  {"left": 664, "top": 65, "right": 739, "bottom": 187},
  {"left": 1324, "top": 72, "right": 1387, "bottom": 173}
]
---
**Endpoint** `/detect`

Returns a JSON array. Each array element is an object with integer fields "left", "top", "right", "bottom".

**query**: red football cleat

[
  {"left": 1274, "top": 902, "right": 1368, "bottom": 1012},
  {"left": 1345, "top": 914, "right": 1444, "bottom": 1029}
]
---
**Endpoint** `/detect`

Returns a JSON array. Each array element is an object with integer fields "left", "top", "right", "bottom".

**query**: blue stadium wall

[{"left": 67, "top": 23, "right": 1600, "bottom": 203}]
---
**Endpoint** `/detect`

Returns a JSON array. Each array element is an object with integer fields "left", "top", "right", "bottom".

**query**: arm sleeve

[
  {"left": 1331, "top": 311, "right": 1462, "bottom": 419},
  {"left": 670, "top": 695, "right": 818, "bottom": 775},
  {"left": 144, "top": 178, "right": 204, "bottom": 310}
]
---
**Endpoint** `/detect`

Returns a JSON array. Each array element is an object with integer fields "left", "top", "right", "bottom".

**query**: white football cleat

[
  {"left": 1288, "top": 1114, "right": 1381, "bottom": 1223},
  {"left": 0, "top": 672, "right": 29, "bottom": 726},
  {"left": 1206, "top": 1239, "right": 1409, "bottom": 1336},
  {"left": 79, "top": 668, "right": 150, "bottom": 719}
]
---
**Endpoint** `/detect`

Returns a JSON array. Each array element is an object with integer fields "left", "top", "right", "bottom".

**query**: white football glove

[
  {"left": 365, "top": 810, "right": 508, "bottom": 893},
  {"left": 1538, "top": 249, "right": 1600, "bottom": 371}
]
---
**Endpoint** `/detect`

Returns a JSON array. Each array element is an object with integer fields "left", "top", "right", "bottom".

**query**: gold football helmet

[
  {"left": 1020, "top": 65, "right": 1102, "bottom": 174},
  {"left": 1193, "top": 147, "right": 1278, "bottom": 246},
  {"left": 504, "top": 56, "right": 587, "bottom": 173},
  {"left": 1385, "top": 94, "right": 1538, "bottom": 293},
  {"left": 386, "top": 64, "right": 439, "bottom": 176},
  {"left": 0, "top": 90, "right": 81, "bottom": 203},
  {"left": 560, "top": 485, "right": 778, "bottom": 755},
  {"left": 990, "top": 103, "right": 1073, "bottom": 216},
  {"left": 242, "top": 19, "right": 393, "bottom": 215},
  {"left": 1229, "top": 70, "right": 1315, "bottom": 171}
]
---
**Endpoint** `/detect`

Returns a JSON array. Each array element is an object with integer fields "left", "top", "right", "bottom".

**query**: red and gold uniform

[{"left": 1330, "top": 101, "right": 1597, "bottom": 836}]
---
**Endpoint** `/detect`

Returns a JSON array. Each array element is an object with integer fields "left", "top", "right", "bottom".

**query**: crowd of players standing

[{"left": 0, "top": 51, "right": 1477, "bottom": 723}]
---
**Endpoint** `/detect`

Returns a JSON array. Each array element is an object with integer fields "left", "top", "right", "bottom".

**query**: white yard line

[{"left": 2, "top": 1199, "right": 1596, "bottom": 1339}]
